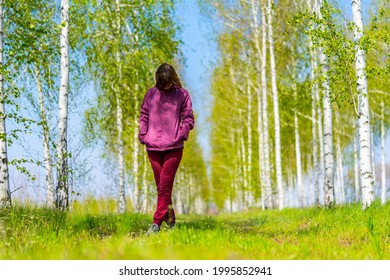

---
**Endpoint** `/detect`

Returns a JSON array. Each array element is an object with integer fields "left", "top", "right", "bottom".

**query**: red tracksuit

[{"left": 139, "top": 85, "right": 195, "bottom": 226}]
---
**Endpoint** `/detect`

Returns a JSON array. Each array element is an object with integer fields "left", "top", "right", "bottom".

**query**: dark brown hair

[{"left": 155, "top": 62, "right": 182, "bottom": 90}]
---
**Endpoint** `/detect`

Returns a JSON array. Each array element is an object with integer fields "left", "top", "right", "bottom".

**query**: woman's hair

[{"left": 155, "top": 62, "right": 182, "bottom": 90}]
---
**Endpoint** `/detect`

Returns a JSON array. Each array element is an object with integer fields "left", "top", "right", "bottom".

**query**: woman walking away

[{"left": 139, "top": 62, "right": 195, "bottom": 235}]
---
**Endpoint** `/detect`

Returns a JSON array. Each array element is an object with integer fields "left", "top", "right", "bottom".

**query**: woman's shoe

[{"left": 146, "top": 223, "right": 160, "bottom": 236}]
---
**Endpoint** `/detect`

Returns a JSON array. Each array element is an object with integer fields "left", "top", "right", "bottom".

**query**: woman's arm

[
  {"left": 138, "top": 92, "right": 150, "bottom": 144},
  {"left": 179, "top": 91, "right": 195, "bottom": 141}
]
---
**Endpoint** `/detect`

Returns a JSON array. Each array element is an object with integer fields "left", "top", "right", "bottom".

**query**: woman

[{"left": 138, "top": 62, "right": 195, "bottom": 235}]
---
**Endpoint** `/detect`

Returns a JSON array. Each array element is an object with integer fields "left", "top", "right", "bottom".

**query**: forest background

[{"left": 1, "top": 0, "right": 389, "bottom": 214}]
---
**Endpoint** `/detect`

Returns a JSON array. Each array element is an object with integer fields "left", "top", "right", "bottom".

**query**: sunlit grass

[{"left": 0, "top": 201, "right": 389, "bottom": 259}]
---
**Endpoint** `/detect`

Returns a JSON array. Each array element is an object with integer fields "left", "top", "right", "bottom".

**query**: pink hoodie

[{"left": 138, "top": 86, "right": 195, "bottom": 151}]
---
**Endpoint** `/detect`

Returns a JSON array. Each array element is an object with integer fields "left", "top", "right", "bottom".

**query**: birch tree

[
  {"left": 317, "top": 0, "right": 335, "bottom": 207},
  {"left": 306, "top": 0, "right": 320, "bottom": 206},
  {"left": 352, "top": 0, "right": 374, "bottom": 209},
  {"left": 0, "top": 1, "right": 10, "bottom": 208},
  {"left": 132, "top": 83, "right": 141, "bottom": 211},
  {"left": 380, "top": 101, "right": 386, "bottom": 204},
  {"left": 56, "top": 0, "right": 70, "bottom": 210},
  {"left": 114, "top": 0, "right": 126, "bottom": 214},
  {"left": 335, "top": 113, "right": 345, "bottom": 204},
  {"left": 267, "top": 0, "right": 283, "bottom": 209},
  {"left": 249, "top": 0, "right": 266, "bottom": 209},
  {"left": 353, "top": 120, "right": 360, "bottom": 201},
  {"left": 260, "top": 3, "right": 272, "bottom": 210}
]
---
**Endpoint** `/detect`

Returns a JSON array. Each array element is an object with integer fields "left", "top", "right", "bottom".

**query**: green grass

[{"left": 0, "top": 201, "right": 389, "bottom": 259}]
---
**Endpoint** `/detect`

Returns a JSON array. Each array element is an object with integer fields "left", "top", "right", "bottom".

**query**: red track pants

[{"left": 147, "top": 148, "right": 183, "bottom": 226}]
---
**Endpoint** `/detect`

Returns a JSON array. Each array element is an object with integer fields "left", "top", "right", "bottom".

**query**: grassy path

[{"left": 0, "top": 202, "right": 389, "bottom": 259}]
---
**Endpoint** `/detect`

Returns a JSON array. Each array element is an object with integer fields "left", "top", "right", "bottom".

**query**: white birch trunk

[
  {"left": 141, "top": 152, "right": 149, "bottom": 213},
  {"left": 310, "top": 48, "right": 320, "bottom": 206},
  {"left": 250, "top": 0, "right": 267, "bottom": 210},
  {"left": 371, "top": 125, "right": 376, "bottom": 191},
  {"left": 267, "top": 0, "right": 283, "bottom": 209},
  {"left": 307, "top": 0, "right": 320, "bottom": 205},
  {"left": 287, "top": 168, "right": 294, "bottom": 207},
  {"left": 35, "top": 66, "right": 55, "bottom": 208},
  {"left": 239, "top": 128, "right": 247, "bottom": 211},
  {"left": 0, "top": 1, "right": 10, "bottom": 208},
  {"left": 175, "top": 187, "right": 181, "bottom": 215},
  {"left": 115, "top": 73, "right": 126, "bottom": 214},
  {"left": 229, "top": 67, "right": 243, "bottom": 210},
  {"left": 257, "top": 77, "right": 265, "bottom": 209},
  {"left": 56, "top": 0, "right": 70, "bottom": 210},
  {"left": 293, "top": 86, "right": 303, "bottom": 208},
  {"left": 317, "top": 80, "right": 325, "bottom": 204},
  {"left": 189, "top": 174, "right": 193, "bottom": 213},
  {"left": 352, "top": 0, "right": 374, "bottom": 209},
  {"left": 175, "top": 173, "right": 183, "bottom": 214},
  {"left": 115, "top": 0, "right": 126, "bottom": 213},
  {"left": 353, "top": 120, "right": 360, "bottom": 202},
  {"left": 321, "top": 51, "right": 335, "bottom": 208},
  {"left": 317, "top": 0, "right": 335, "bottom": 207},
  {"left": 313, "top": 0, "right": 325, "bottom": 205},
  {"left": 286, "top": 169, "right": 291, "bottom": 207},
  {"left": 380, "top": 101, "right": 386, "bottom": 204},
  {"left": 132, "top": 95, "right": 140, "bottom": 212},
  {"left": 336, "top": 132, "right": 345, "bottom": 204},
  {"left": 229, "top": 128, "right": 236, "bottom": 212},
  {"left": 246, "top": 74, "right": 252, "bottom": 207},
  {"left": 306, "top": 154, "right": 313, "bottom": 205},
  {"left": 195, "top": 195, "right": 203, "bottom": 214},
  {"left": 260, "top": 4, "right": 273, "bottom": 210},
  {"left": 184, "top": 174, "right": 190, "bottom": 214},
  {"left": 132, "top": 124, "right": 139, "bottom": 211}
]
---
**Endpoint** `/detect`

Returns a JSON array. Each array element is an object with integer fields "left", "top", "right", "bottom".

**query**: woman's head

[{"left": 155, "top": 62, "right": 182, "bottom": 90}]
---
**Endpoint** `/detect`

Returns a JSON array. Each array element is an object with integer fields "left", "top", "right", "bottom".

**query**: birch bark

[
  {"left": 318, "top": 0, "right": 335, "bottom": 207},
  {"left": 267, "top": 0, "right": 283, "bottom": 209},
  {"left": 317, "top": 81, "right": 325, "bottom": 204},
  {"left": 0, "top": 1, "right": 10, "bottom": 208},
  {"left": 56, "top": 0, "right": 70, "bottom": 210},
  {"left": 307, "top": 0, "right": 320, "bottom": 205},
  {"left": 141, "top": 152, "right": 149, "bottom": 213},
  {"left": 380, "top": 101, "right": 386, "bottom": 204},
  {"left": 352, "top": 0, "right": 374, "bottom": 209},
  {"left": 260, "top": 4, "right": 273, "bottom": 210},
  {"left": 115, "top": 0, "right": 126, "bottom": 213},
  {"left": 371, "top": 126, "right": 376, "bottom": 191},
  {"left": 132, "top": 94, "right": 140, "bottom": 211},
  {"left": 246, "top": 73, "right": 252, "bottom": 207},
  {"left": 310, "top": 47, "right": 320, "bottom": 206},
  {"left": 239, "top": 126, "right": 247, "bottom": 211},
  {"left": 336, "top": 131, "right": 345, "bottom": 204},
  {"left": 250, "top": 0, "right": 268, "bottom": 210},
  {"left": 353, "top": 120, "right": 360, "bottom": 201}
]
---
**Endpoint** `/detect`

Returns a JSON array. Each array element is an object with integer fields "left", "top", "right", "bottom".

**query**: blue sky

[{"left": 175, "top": 0, "right": 217, "bottom": 163}]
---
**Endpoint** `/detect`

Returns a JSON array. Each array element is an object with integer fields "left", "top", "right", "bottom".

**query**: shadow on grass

[
  {"left": 174, "top": 214, "right": 323, "bottom": 240},
  {"left": 175, "top": 215, "right": 270, "bottom": 235},
  {"left": 71, "top": 213, "right": 151, "bottom": 238}
]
